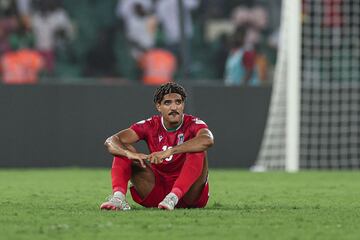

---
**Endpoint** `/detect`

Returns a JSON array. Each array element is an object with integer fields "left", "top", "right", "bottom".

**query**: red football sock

[
  {"left": 111, "top": 156, "right": 132, "bottom": 195},
  {"left": 171, "top": 152, "right": 205, "bottom": 199}
]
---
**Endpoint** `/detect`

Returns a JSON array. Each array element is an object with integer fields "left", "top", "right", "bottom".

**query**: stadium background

[
  {"left": 2, "top": 1, "right": 360, "bottom": 240},
  {"left": 0, "top": 0, "right": 280, "bottom": 168}
]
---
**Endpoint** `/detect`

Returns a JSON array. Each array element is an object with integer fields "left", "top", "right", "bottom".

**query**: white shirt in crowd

[
  {"left": 155, "top": 0, "right": 199, "bottom": 45},
  {"left": 116, "top": 0, "right": 156, "bottom": 53},
  {"left": 16, "top": 0, "right": 32, "bottom": 16},
  {"left": 32, "top": 9, "right": 74, "bottom": 51}
]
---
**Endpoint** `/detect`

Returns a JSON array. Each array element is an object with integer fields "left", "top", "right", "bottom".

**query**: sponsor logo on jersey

[{"left": 177, "top": 133, "right": 184, "bottom": 145}]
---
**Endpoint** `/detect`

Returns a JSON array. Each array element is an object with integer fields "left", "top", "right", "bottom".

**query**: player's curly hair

[{"left": 153, "top": 82, "right": 187, "bottom": 104}]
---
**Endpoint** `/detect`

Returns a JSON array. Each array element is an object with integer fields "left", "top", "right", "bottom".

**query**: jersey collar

[{"left": 161, "top": 115, "right": 184, "bottom": 132}]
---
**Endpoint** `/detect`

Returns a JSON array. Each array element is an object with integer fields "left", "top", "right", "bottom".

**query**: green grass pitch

[{"left": 0, "top": 169, "right": 359, "bottom": 240}]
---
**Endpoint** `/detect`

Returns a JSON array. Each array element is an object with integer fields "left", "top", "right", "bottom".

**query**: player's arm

[
  {"left": 104, "top": 128, "right": 148, "bottom": 168},
  {"left": 148, "top": 128, "right": 214, "bottom": 164},
  {"left": 171, "top": 128, "right": 214, "bottom": 154}
]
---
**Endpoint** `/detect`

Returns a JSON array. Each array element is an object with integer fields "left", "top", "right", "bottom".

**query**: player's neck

[{"left": 165, "top": 124, "right": 180, "bottom": 132}]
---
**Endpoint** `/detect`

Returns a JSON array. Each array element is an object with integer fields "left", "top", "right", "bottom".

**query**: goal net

[{"left": 255, "top": 0, "right": 360, "bottom": 171}]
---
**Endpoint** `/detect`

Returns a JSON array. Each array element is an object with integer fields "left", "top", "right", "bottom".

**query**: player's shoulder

[
  {"left": 134, "top": 115, "right": 160, "bottom": 127},
  {"left": 184, "top": 114, "right": 208, "bottom": 126}
]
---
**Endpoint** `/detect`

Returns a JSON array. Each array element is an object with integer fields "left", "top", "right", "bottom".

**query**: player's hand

[
  {"left": 125, "top": 151, "right": 149, "bottom": 168},
  {"left": 148, "top": 149, "right": 173, "bottom": 164}
]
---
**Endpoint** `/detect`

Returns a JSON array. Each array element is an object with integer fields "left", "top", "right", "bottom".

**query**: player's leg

[
  {"left": 100, "top": 156, "right": 133, "bottom": 210},
  {"left": 100, "top": 156, "right": 155, "bottom": 210},
  {"left": 129, "top": 162, "right": 155, "bottom": 199},
  {"left": 181, "top": 155, "right": 208, "bottom": 205},
  {"left": 129, "top": 164, "right": 169, "bottom": 208},
  {"left": 158, "top": 152, "right": 208, "bottom": 210}
]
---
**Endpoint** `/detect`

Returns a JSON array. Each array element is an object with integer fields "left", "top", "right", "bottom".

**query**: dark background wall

[{"left": 0, "top": 85, "right": 271, "bottom": 168}]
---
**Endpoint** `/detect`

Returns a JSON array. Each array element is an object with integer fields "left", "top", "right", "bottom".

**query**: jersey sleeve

[
  {"left": 130, "top": 118, "right": 152, "bottom": 140},
  {"left": 191, "top": 118, "right": 209, "bottom": 135}
]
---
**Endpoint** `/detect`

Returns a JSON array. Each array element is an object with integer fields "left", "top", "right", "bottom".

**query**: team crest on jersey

[
  {"left": 177, "top": 133, "right": 184, "bottom": 145},
  {"left": 158, "top": 135, "right": 163, "bottom": 142}
]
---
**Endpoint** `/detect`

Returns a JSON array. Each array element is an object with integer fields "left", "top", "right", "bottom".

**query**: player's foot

[
  {"left": 158, "top": 193, "right": 179, "bottom": 210},
  {"left": 100, "top": 191, "right": 131, "bottom": 211}
]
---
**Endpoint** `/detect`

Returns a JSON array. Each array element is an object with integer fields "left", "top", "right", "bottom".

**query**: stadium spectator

[
  {"left": 224, "top": 28, "right": 258, "bottom": 86},
  {"left": 7, "top": 14, "right": 34, "bottom": 51},
  {"left": 139, "top": 48, "right": 177, "bottom": 85},
  {"left": 0, "top": 0, "right": 19, "bottom": 54},
  {"left": 231, "top": 5, "right": 268, "bottom": 49},
  {"left": 116, "top": 0, "right": 157, "bottom": 61},
  {"left": 0, "top": 14, "right": 44, "bottom": 85},
  {"left": 0, "top": 24, "right": 11, "bottom": 55},
  {"left": 31, "top": 0, "right": 74, "bottom": 75},
  {"left": 154, "top": 0, "right": 199, "bottom": 58},
  {"left": 0, "top": 43, "right": 44, "bottom": 85},
  {"left": 213, "top": 33, "right": 230, "bottom": 79},
  {"left": 100, "top": 82, "right": 214, "bottom": 211},
  {"left": 16, "top": 0, "right": 32, "bottom": 16},
  {"left": 323, "top": 0, "right": 343, "bottom": 27},
  {"left": 252, "top": 43, "right": 269, "bottom": 85},
  {"left": 231, "top": 6, "right": 251, "bottom": 27},
  {"left": 322, "top": 0, "right": 343, "bottom": 47}
]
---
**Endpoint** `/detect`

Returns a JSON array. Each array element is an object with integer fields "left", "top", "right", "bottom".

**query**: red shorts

[{"left": 130, "top": 168, "right": 209, "bottom": 209}]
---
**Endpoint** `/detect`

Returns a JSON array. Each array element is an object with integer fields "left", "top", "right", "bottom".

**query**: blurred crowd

[
  {"left": 0, "top": 0, "right": 281, "bottom": 85},
  {"left": 0, "top": 0, "right": 74, "bottom": 84}
]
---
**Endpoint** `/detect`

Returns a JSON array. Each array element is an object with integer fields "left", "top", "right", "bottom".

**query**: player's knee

[
  {"left": 111, "top": 156, "right": 131, "bottom": 168},
  {"left": 187, "top": 152, "right": 205, "bottom": 159},
  {"left": 185, "top": 152, "right": 205, "bottom": 173},
  {"left": 131, "top": 164, "right": 155, "bottom": 183}
]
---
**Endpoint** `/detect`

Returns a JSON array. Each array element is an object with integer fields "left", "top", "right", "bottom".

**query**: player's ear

[{"left": 156, "top": 103, "right": 161, "bottom": 112}]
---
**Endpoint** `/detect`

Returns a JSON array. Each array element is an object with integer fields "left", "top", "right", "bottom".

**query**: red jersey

[{"left": 130, "top": 114, "right": 208, "bottom": 177}]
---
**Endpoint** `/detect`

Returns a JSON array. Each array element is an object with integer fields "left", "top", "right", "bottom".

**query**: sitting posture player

[{"left": 100, "top": 82, "right": 214, "bottom": 210}]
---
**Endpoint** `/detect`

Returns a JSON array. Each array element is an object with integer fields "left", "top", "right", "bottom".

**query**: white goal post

[{"left": 285, "top": 0, "right": 301, "bottom": 172}]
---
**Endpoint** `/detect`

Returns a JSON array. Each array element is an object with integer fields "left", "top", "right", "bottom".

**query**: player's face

[{"left": 156, "top": 93, "right": 184, "bottom": 127}]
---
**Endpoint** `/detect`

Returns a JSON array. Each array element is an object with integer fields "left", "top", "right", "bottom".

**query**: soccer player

[{"left": 100, "top": 82, "right": 214, "bottom": 210}]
